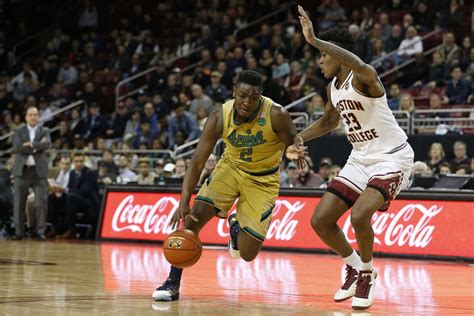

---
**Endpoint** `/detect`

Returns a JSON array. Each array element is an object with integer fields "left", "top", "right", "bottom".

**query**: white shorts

[{"left": 327, "top": 143, "right": 414, "bottom": 207}]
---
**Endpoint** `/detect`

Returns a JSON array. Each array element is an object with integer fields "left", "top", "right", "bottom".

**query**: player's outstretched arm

[
  {"left": 170, "top": 108, "right": 223, "bottom": 229},
  {"left": 271, "top": 104, "right": 306, "bottom": 170},
  {"left": 298, "top": 5, "right": 382, "bottom": 93},
  {"left": 296, "top": 85, "right": 340, "bottom": 143}
]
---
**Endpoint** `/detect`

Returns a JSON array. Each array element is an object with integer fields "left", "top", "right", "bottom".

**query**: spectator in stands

[
  {"left": 284, "top": 61, "right": 306, "bottom": 101},
  {"left": 397, "top": 26, "right": 423, "bottom": 62},
  {"left": 460, "top": 36, "right": 472, "bottom": 65},
  {"left": 398, "top": 93, "right": 415, "bottom": 114},
  {"left": 98, "top": 149, "right": 118, "bottom": 175},
  {"left": 426, "top": 51, "right": 449, "bottom": 87},
  {"left": 378, "top": 13, "right": 392, "bottom": 41},
  {"left": 47, "top": 82, "right": 69, "bottom": 109},
  {"left": 384, "top": 24, "right": 403, "bottom": 53},
  {"left": 371, "top": 38, "right": 393, "bottom": 74},
  {"left": 204, "top": 71, "right": 229, "bottom": 104},
  {"left": 359, "top": 6, "right": 373, "bottom": 33},
  {"left": 317, "top": 0, "right": 345, "bottom": 30},
  {"left": 441, "top": 0, "right": 464, "bottom": 30},
  {"left": 190, "top": 84, "right": 214, "bottom": 115},
  {"left": 403, "top": 53, "right": 430, "bottom": 87},
  {"left": 78, "top": 0, "right": 98, "bottom": 30},
  {"left": 142, "top": 102, "right": 160, "bottom": 136},
  {"left": 57, "top": 59, "right": 78, "bottom": 86},
  {"left": 306, "top": 93, "right": 325, "bottom": 115},
  {"left": 133, "top": 119, "right": 157, "bottom": 149},
  {"left": 172, "top": 158, "right": 187, "bottom": 179},
  {"left": 402, "top": 13, "right": 415, "bottom": 31},
  {"left": 440, "top": 32, "right": 461, "bottom": 66},
  {"left": 59, "top": 152, "right": 99, "bottom": 239},
  {"left": 168, "top": 103, "right": 200, "bottom": 149},
  {"left": 450, "top": 141, "right": 471, "bottom": 170},
  {"left": 53, "top": 120, "right": 72, "bottom": 148},
  {"left": 443, "top": 65, "right": 471, "bottom": 105},
  {"left": 46, "top": 155, "right": 72, "bottom": 237},
  {"left": 123, "top": 108, "right": 141, "bottom": 142},
  {"left": 317, "top": 157, "right": 332, "bottom": 187},
  {"left": 272, "top": 53, "right": 291, "bottom": 83},
  {"left": 196, "top": 107, "right": 209, "bottom": 131},
  {"left": 199, "top": 153, "right": 217, "bottom": 185},
  {"left": 388, "top": 84, "right": 402, "bottom": 110},
  {"left": 13, "top": 72, "right": 36, "bottom": 101},
  {"left": 83, "top": 103, "right": 107, "bottom": 142},
  {"left": 425, "top": 142, "right": 447, "bottom": 174},
  {"left": 329, "top": 165, "right": 341, "bottom": 181},
  {"left": 413, "top": 1, "right": 435, "bottom": 32},
  {"left": 78, "top": 81, "right": 100, "bottom": 106},
  {"left": 136, "top": 158, "right": 156, "bottom": 185},
  {"left": 291, "top": 157, "right": 322, "bottom": 188},
  {"left": 455, "top": 165, "right": 471, "bottom": 175},
  {"left": 280, "top": 161, "right": 298, "bottom": 187},
  {"left": 462, "top": 48, "right": 474, "bottom": 81},
  {"left": 117, "top": 154, "right": 137, "bottom": 183},
  {"left": 106, "top": 102, "right": 129, "bottom": 139},
  {"left": 409, "top": 161, "right": 432, "bottom": 188},
  {"left": 418, "top": 93, "right": 449, "bottom": 134},
  {"left": 439, "top": 162, "right": 453, "bottom": 175},
  {"left": 162, "top": 163, "right": 175, "bottom": 178},
  {"left": 348, "top": 24, "right": 372, "bottom": 63},
  {"left": 69, "top": 108, "right": 85, "bottom": 136}
]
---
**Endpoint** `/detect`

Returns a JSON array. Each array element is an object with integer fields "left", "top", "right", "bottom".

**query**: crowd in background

[{"left": 0, "top": 0, "right": 472, "bottom": 238}]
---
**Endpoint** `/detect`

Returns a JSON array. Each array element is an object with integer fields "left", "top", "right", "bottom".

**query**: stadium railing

[{"left": 412, "top": 108, "right": 474, "bottom": 134}]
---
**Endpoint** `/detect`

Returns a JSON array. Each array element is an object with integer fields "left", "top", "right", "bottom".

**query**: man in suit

[
  {"left": 58, "top": 152, "right": 99, "bottom": 239},
  {"left": 12, "top": 106, "right": 51, "bottom": 240}
]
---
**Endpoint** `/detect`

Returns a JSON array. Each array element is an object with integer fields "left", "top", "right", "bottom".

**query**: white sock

[
  {"left": 342, "top": 250, "right": 362, "bottom": 269},
  {"left": 360, "top": 259, "right": 373, "bottom": 271}
]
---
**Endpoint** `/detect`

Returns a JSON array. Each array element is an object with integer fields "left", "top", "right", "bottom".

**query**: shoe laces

[
  {"left": 341, "top": 265, "right": 358, "bottom": 290},
  {"left": 157, "top": 278, "right": 179, "bottom": 291},
  {"left": 355, "top": 271, "right": 372, "bottom": 298}
]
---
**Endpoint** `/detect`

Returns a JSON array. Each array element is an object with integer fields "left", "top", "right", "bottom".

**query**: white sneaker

[
  {"left": 228, "top": 240, "right": 241, "bottom": 259},
  {"left": 352, "top": 270, "right": 377, "bottom": 310},
  {"left": 334, "top": 265, "right": 358, "bottom": 302}
]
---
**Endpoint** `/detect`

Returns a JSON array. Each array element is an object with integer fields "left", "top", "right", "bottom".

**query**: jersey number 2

[
  {"left": 342, "top": 113, "right": 361, "bottom": 132},
  {"left": 240, "top": 148, "right": 253, "bottom": 162}
]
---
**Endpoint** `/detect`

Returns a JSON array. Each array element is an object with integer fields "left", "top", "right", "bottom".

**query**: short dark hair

[
  {"left": 319, "top": 28, "right": 354, "bottom": 52},
  {"left": 73, "top": 152, "right": 85, "bottom": 159},
  {"left": 236, "top": 70, "right": 263, "bottom": 90}
]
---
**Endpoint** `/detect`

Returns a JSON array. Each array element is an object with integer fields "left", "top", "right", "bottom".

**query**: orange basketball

[{"left": 163, "top": 229, "right": 202, "bottom": 268}]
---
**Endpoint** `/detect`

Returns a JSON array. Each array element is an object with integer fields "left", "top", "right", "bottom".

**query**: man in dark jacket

[{"left": 58, "top": 152, "right": 99, "bottom": 239}]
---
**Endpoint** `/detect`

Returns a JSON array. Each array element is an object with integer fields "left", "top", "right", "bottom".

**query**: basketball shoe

[
  {"left": 152, "top": 278, "right": 180, "bottom": 301},
  {"left": 228, "top": 213, "right": 241, "bottom": 259},
  {"left": 352, "top": 270, "right": 377, "bottom": 310},
  {"left": 334, "top": 265, "right": 358, "bottom": 302}
]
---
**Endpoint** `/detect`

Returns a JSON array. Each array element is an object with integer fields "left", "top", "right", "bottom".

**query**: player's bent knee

[
  {"left": 311, "top": 210, "right": 331, "bottom": 236},
  {"left": 350, "top": 210, "right": 372, "bottom": 230}
]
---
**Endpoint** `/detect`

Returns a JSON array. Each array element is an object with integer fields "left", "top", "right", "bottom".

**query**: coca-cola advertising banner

[{"left": 99, "top": 190, "right": 474, "bottom": 259}]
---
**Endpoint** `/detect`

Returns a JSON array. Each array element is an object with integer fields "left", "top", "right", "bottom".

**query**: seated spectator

[
  {"left": 409, "top": 161, "right": 432, "bottom": 188},
  {"left": 57, "top": 58, "right": 78, "bottom": 86},
  {"left": 58, "top": 153, "right": 99, "bottom": 239},
  {"left": 133, "top": 119, "right": 157, "bottom": 149},
  {"left": 97, "top": 164, "right": 116, "bottom": 187},
  {"left": 190, "top": 84, "right": 214, "bottom": 115},
  {"left": 69, "top": 108, "right": 85, "bottom": 136},
  {"left": 329, "top": 165, "right": 341, "bottom": 182},
  {"left": 98, "top": 149, "right": 118, "bottom": 175},
  {"left": 141, "top": 102, "right": 160, "bottom": 136},
  {"left": 117, "top": 154, "right": 137, "bottom": 183},
  {"left": 284, "top": 61, "right": 306, "bottom": 101},
  {"left": 388, "top": 84, "right": 401, "bottom": 111},
  {"left": 136, "top": 159, "right": 156, "bottom": 185},
  {"left": 46, "top": 155, "right": 72, "bottom": 237},
  {"left": 272, "top": 53, "right": 291, "bottom": 83},
  {"left": 172, "top": 158, "right": 187, "bottom": 178},
  {"left": 455, "top": 164, "right": 471, "bottom": 175},
  {"left": 425, "top": 51, "right": 449, "bottom": 87},
  {"left": 317, "top": 0, "right": 345, "bottom": 30},
  {"left": 317, "top": 157, "right": 332, "bottom": 186},
  {"left": 123, "top": 108, "right": 141, "bottom": 142},
  {"left": 306, "top": 93, "right": 325, "bottom": 114},
  {"left": 204, "top": 71, "right": 229, "bottom": 104},
  {"left": 402, "top": 53, "right": 429, "bottom": 87},
  {"left": 168, "top": 103, "right": 200, "bottom": 149},
  {"left": 443, "top": 65, "right": 471, "bottom": 105},
  {"left": 199, "top": 154, "right": 217, "bottom": 185},
  {"left": 280, "top": 161, "right": 297, "bottom": 187},
  {"left": 463, "top": 47, "right": 474, "bottom": 81},
  {"left": 384, "top": 24, "right": 403, "bottom": 53},
  {"left": 439, "top": 162, "right": 453, "bottom": 175},
  {"left": 450, "top": 141, "right": 471, "bottom": 170},
  {"left": 439, "top": 32, "right": 461, "bottom": 67},
  {"left": 425, "top": 142, "right": 447, "bottom": 174},
  {"left": 348, "top": 24, "right": 372, "bottom": 63},
  {"left": 107, "top": 102, "right": 129, "bottom": 139},
  {"left": 398, "top": 93, "right": 415, "bottom": 113},
  {"left": 417, "top": 93, "right": 449, "bottom": 134},
  {"left": 83, "top": 103, "right": 107, "bottom": 143},
  {"left": 291, "top": 157, "right": 322, "bottom": 188},
  {"left": 397, "top": 26, "right": 423, "bottom": 62},
  {"left": 163, "top": 163, "right": 175, "bottom": 178}
]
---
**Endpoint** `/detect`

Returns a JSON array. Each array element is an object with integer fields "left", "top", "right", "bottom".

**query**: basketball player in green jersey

[{"left": 153, "top": 70, "right": 305, "bottom": 301}]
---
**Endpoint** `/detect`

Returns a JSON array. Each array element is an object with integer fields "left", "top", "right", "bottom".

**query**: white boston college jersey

[{"left": 330, "top": 71, "right": 407, "bottom": 162}]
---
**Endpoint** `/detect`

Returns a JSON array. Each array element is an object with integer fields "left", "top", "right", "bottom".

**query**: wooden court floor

[{"left": 0, "top": 240, "right": 473, "bottom": 315}]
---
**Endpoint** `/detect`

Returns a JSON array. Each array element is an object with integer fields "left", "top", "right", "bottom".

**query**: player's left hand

[
  {"left": 298, "top": 5, "right": 316, "bottom": 44},
  {"left": 285, "top": 135, "right": 307, "bottom": 170}
]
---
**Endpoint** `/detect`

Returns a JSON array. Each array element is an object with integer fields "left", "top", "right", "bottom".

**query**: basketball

[{"left": 163, "top": 229, "right": 202, "bottom": 268}]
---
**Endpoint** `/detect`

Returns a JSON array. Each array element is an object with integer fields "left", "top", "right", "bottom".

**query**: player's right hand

[{"left": 170, "top": 203, "right": 198, "bottom": 230}]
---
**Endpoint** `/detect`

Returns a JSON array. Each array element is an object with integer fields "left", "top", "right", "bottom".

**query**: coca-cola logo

[
  {"left": 343, "top": 204, "right": 443, "bottom": 248},
  {"left": 112, "top": 195, "right": 178, "bottom": 234},
  {"left": 216, "top": 200, "right": 305, "bottom": 241}
]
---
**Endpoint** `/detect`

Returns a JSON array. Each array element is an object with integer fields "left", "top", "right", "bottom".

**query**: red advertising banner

[{"left": 99, "top": 191, "right": 474, "bottom": 258}]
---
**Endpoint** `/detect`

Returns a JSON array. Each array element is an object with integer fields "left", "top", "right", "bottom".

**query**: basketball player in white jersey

[{"left": 287, "top": 6, "right": 415, "bottom": 310}]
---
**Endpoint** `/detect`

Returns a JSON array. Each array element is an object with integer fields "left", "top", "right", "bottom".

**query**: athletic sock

[
  {"left": 360, "top": 259, "right": 373, "bottom": 271},
  {"left": 229, "top": 220, "right": 241, "bottom": 250},
  {"left": 169, "top": 266, "right": 183, "bottom": 282},
  {"left": 343, "top": 250, "right": 362, "bottom": 269}
]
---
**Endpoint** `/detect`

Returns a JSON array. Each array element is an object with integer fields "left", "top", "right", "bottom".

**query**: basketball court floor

[{"left": 0, "top": 240, "right": 473, "bottom": 315}]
